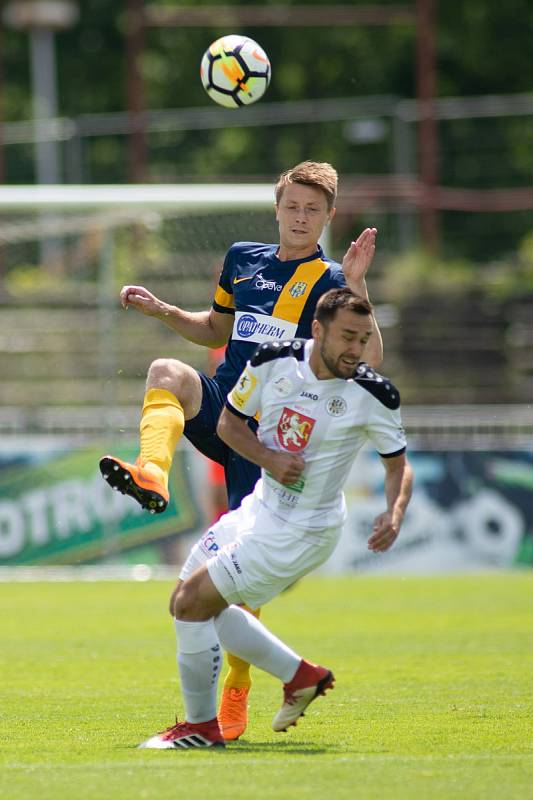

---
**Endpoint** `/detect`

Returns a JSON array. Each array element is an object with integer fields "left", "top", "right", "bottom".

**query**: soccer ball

[{"left": 200, "top": 35, "right": 271, "bottom": 108}]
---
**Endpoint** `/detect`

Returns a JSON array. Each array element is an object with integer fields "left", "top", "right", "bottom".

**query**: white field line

[
  {"left": 3, "top": 753, "right": 532, "bottom": 770},
  {"left": 0, "top": 565, "right": 179, "bottom": 582}
]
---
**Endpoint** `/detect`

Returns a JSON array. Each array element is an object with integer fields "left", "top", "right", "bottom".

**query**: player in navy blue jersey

[{"left": 99, "top": 160, "right": 383, "bottom": 739}]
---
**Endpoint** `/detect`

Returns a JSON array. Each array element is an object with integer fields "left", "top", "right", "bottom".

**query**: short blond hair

[{"left": 275, "top": 160, "right": 338, "bottom": 211}]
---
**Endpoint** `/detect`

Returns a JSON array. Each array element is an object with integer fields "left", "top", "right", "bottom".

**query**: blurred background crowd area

[{"left": 0, "top": 1, "right": 533, "bottom": 436}]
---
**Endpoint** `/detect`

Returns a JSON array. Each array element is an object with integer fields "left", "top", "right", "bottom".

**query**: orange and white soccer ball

[{"left": 200, "top": 35, "right": 271, "bottom": 108}]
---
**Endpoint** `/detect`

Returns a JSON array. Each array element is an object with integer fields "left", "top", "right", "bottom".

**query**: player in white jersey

[{"left": 139, "top": 288, "right": 413, "bottom": 750}]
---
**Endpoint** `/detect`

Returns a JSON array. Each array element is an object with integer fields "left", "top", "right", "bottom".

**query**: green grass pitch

[{"left": 1, "top": 573, "right": 532, "bottom": 800}]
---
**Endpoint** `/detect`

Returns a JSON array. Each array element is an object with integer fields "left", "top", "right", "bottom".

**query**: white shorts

[{"left": 179, "top": 492, "right": 341, "bottom": 610}]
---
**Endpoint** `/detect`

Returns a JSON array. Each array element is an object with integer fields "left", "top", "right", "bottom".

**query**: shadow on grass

[
  {"left": 225, "top": 739, "right": 332, "bottom": 754},
  {"left": 123, "top": 740, "right": 351, "bottom": 755}
]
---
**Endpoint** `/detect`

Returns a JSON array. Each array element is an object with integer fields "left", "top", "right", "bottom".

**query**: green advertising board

[{"left": 0, "top": 444, "right": 200, "bottom": 565}]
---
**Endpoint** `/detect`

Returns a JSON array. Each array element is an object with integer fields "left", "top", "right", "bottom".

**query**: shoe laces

[
  {"left": 283, "top": 677, "right": 320, "bottom": 706},
  {"left": 282, "top": 686, "right": 298, "bottom": 706},
  {"left": 160, "top": 718, "right": 187, "bottom": 740},
  {"left": 160, "top": 717, "right": 221, "bottom": 741}
]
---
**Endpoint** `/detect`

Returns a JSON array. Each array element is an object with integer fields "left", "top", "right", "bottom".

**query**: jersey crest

[
  {"left": 289, "top": 281, "right": 308, "bottom": 298},
  {"left": 326, "top": 396, "right": 347, "bottom": 417},
  {"left": 277, "top": 407, "right": 316, "bottom": 451}
]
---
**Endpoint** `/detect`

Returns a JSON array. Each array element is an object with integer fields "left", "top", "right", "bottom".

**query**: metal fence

[{"left": 2, "top": 92, "right": 533, "bottom": 259}]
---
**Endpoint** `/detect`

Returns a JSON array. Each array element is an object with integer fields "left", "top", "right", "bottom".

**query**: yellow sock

[
  {"left": 140, "top": 388, "right": 185, "bottom": 489},
  {"left": 223, "top": 606, "right": 261, "bottom": 690}
]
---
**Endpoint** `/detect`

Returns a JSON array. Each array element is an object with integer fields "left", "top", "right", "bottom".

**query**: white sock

[
  {"left": 174, "top": 618, "right": 222, "bottom": 723},
  {"left": 214, "top": 605, "right": 300, "bottom": 683}
]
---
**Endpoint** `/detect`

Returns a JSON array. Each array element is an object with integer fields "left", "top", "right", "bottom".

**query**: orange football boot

[
  {"left": 218, "top": 686, "right": 250, "bottom": 741},
  {"left": 99, "top": 455, "right": 169, "bottom": 513}
]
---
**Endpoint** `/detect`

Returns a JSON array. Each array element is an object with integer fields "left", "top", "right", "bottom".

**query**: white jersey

[{"left": 227, "top": 338, "right": 406, "bottom": 531}]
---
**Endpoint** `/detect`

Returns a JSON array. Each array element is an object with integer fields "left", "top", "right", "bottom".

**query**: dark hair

[
  {"left": 314, "top": 287, "right": 373, "bottom": 326},
  {"left": 275, "top": 161, "right": 338, "bottom": 211}
]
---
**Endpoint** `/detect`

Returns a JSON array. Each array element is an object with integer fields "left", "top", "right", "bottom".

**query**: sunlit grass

[{"left": 1, "top": 573, "right": 532, "bottom": 800}]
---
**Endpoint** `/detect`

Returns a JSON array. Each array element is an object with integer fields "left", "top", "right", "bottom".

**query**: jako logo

[
  {"left": 230, "top": 552, "right": 242, "bottom": 574},
  {"left": 300, "top": 390, "right": 319, "bottom": 401}
]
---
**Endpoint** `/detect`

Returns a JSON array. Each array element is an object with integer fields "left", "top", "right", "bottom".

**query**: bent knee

[
  {"left": 147, "top": 359, "right": 201, "bottom": 416},
  {"left": 147, "top": 358, "right": 182, "bottom": 384},
  {"left": 172, "top": 583, "right": 197, "bottom": 620},
  {"left": 168, "top": 581, "right": 182, "bottom": 616}
]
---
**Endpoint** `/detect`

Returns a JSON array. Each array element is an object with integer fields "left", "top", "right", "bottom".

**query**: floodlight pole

[
  {"left": 3, "top": 1, "right": 79, "bottom": 270},
  {"left": 29, "top": 26, "right": 61, "bottom": 184},
  {"left": 0, "top": 17, "right": 4, "bottom": 291},
  {"left": 0, "top": 15, "right": 4, "bottom": 186},
  {"left": 3, "top": 2, "right": 79, "bottom": 184}
]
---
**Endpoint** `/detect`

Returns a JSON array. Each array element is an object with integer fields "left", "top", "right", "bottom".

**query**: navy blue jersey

[{"left": 212, "top": 241, "right": 346, "bottom": 392}]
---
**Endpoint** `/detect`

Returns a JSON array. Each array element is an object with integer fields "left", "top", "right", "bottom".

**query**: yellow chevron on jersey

[
  {"left": 272, "top": 257, "right": 329, "bottom": 323},
  {"left": 214, "top": 284, "right": 235, "bottom": 312},
  {"left": 212, "top": 242, "right": 345, "bottom": 392}
]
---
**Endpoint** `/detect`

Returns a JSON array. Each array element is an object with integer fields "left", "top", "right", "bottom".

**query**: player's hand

[
  {"left": 367, "top": 510, "right": 400, "bottom": 553},
  {"left": 266, "top": 451, "right": 305, "bottom": 486},
  {"left": 341, "top": 228, "right": 377, "bottom": 292},
  {"left": 120, "top": 285, "right": 165, "bottom": 317}
]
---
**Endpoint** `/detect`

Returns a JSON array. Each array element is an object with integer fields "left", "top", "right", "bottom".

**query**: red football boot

[{"left": 272, "top": 660, "right": 335, "bottom": 732}]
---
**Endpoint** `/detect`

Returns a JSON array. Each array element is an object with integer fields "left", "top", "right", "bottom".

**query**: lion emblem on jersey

[{"left": 277, "top": 407, "right": 315, "bottom": 451}]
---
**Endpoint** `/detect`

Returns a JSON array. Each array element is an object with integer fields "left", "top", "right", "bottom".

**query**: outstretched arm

[
  {"left": 367, "top": 453, "right": 413, "bottom": 553},
  {"left": 120, "top": 284, "right": 233, "bottom": 347},
  {"left": 341, "top": 228, "right": 383, "bottom": 368},
  {"left": 217, "top": 406, "right": 305, "bottom": 486}
]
